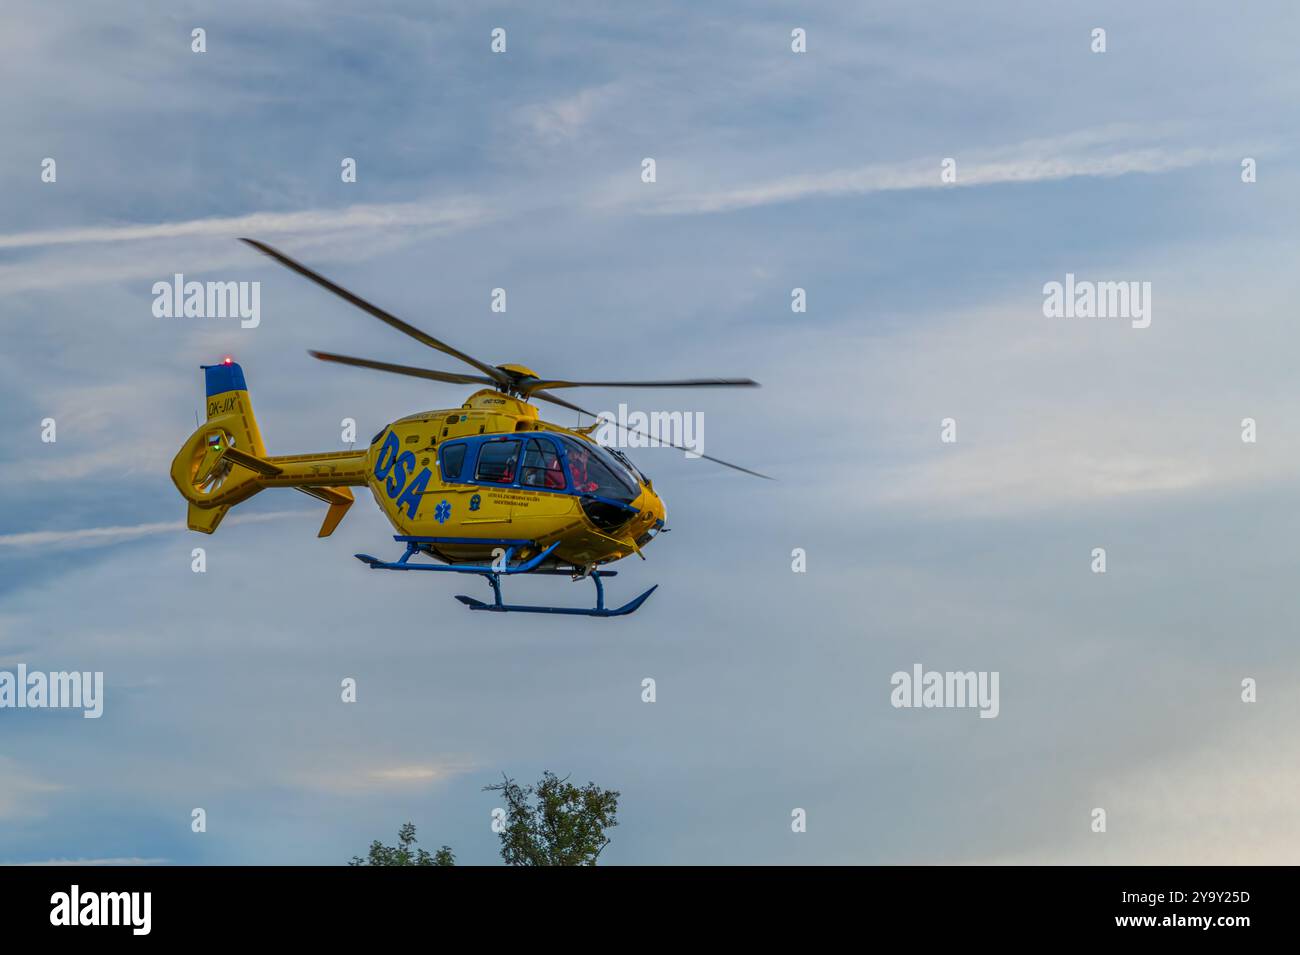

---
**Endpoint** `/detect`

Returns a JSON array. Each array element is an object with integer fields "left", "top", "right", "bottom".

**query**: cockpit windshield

[
  {"left": 606, "top": 447, "right": 648, "bottom": 487},
  {"left": 558, "top": 435, "right": 639, "bottom": 503}
]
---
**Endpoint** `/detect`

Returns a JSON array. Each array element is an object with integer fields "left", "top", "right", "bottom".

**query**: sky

[{"left": 2, "top": 0, "right": 1300, "bottom": 864}]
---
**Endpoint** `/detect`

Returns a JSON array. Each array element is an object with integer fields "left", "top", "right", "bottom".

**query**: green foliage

[
  {"left": 483, "top": 772, "right": 620, "bottom": 866},
  {"left": 349, "top": 821, "right": 455, "bottom": 866}
]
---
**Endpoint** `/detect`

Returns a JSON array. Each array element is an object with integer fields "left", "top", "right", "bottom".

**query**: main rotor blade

[
  {"left": 530, "top": 390, "right": 596, "bottom": 416},
  {"left": 241, "top": 238, "right": 512, "bottom": 387},
  {"left": 522, "top": 377, "right": 759, "bottom": 394},
  {"left": 531, "top": 390, "right": 771, "bottom": 480},
  {"left": 309, "top": 351, "right": 497, "bottom": 387}
]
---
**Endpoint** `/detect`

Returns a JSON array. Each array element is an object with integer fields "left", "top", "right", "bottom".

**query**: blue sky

[{"left": 2, "top": 0, "right": 1300, "bottom": 864}]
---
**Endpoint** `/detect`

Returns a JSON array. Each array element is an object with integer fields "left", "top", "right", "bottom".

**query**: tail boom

[{"left": 172, "top": 361, "right": 368, "bottom": 536}]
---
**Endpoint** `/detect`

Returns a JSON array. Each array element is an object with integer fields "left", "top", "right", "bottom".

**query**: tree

[
  {"left": 349, "top": 822, "right": 454, "bottom": 866},
  {"left": 483, "top": 772, "right": 619, "bottom": 866}
]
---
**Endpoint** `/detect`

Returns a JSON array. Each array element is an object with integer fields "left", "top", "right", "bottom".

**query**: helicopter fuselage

[{"left": 362, "top": 390, "right": 666, "bottom": 569}]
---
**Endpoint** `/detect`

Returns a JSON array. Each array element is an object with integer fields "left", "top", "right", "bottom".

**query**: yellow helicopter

[{"left": 170, "top": 239, "right": 765, "bottom": 616}]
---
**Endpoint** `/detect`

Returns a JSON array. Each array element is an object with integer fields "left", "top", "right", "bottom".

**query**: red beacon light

[{"left": 222, "top": 356, "right": 234, "bottom": 365}]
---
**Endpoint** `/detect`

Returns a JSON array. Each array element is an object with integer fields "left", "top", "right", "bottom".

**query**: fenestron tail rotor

[{"left": 241, "top": 239, "right": 767, "bottom": 477}]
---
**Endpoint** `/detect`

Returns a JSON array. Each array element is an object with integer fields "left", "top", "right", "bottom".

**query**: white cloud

[
  {"left": 7, "top": 857, "right": 168, "bottom": 866},
  {"left": 0, "top": 757, "right": 63, "bottom": 820},
  {"left": 0, "top": 196, "right": 497, "bottom": 296},
  {"left": 632, "top": 142, "right": 1230, "bottom": 216},
  {"left": 0, "top": 196, "right": 492, "bottom": 252},
  {"left": 0, "top": 511, "right": 313, "bottom": 550},
  {"left": 743, "top": 232, "right": 1300, "bottom": 518},
  {"left": 517, "top": 84, "right": 619, "bottom": 144},
  {"left": 870, "top": 425, "right": 1244, "bottom": 517},
  {"left": 974, "top": 715, "right": 1300, "bottom": 864},
  {"left": 290, "top": 759, "right": 478, "bottom": 794}
]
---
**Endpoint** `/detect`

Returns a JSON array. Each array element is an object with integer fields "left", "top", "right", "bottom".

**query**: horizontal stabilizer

[
  {"left": 187, "top": 502, "right": 230, "bottom": 534},
  {"left": 295, "top": 485, "right": 354, "bottom": 537}
]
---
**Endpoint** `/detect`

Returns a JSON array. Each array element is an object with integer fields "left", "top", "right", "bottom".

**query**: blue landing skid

[{"left": 354, "top": 537, "right": 657, "bottom": 618}]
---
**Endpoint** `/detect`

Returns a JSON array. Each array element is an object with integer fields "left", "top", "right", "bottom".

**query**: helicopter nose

[
  {"left": 634, "top": 486, "right": 667, "bottom": 537},
  {"left": 649, "top": 489, "right": 666, "bottom": 526}
]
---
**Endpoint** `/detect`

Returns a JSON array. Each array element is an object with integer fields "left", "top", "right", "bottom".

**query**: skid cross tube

[
  {"left": 356, "top": 538, "right": 559, "bottom": 575},
  {"left": 353, "top": 537, "right": 657, "bottom": 617}
]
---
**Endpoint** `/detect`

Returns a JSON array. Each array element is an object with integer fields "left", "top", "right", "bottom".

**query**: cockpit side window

[
  {"left": 520, "top": 437, "right": 566, "bottom": 489},
  {"left": 439, "top": 442, "right": 467, "bottom": 482},
  {"left": 475, "top": 439, "right": 522, "bottom": 484}
]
